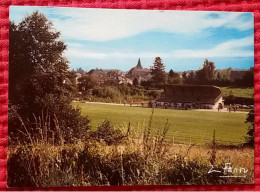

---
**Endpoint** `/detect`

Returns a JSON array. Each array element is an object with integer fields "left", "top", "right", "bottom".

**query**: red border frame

[{"left": 0, "top": 0, "right": 259, "bottom": 191}]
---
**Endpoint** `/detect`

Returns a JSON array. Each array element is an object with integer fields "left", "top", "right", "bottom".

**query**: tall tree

[
  {"left": 186, "top": 71, "right": 196, "bottom": 84},
  {"left": 203, "top": 59, "right": 215, "bottom": 81},
  {"left": 195, "top": 59, "right": 216, "bottom": 84},
  {"left": 182, "top": 71, "right": 187, "bottom": 84},
  {"left": 195, "top": 68, "right": 207, "bottom": 83},
  {"left": 151, "top": 57, "right": 166, "bottom": 87},
  {"left": 167, "top": 69, "right": 182, "bottom": 84},
  {"left": 169, "top": 69, "right": 174, "bottom": 77},
  {"left": 9, "top": 12, "right": 90, "bottom": 142}
]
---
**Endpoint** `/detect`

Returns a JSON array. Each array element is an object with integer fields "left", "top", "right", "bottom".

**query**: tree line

[{"left": 142, "top": 57, "right": 253, "bottom": 89}]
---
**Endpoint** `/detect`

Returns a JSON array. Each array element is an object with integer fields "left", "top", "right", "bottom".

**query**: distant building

[
  {"left": 116, "top": 76, "right": 133, "bottom": 85},
  {"left": 103, "top": 69, "right": 124, "bottom": 77},
  {"left": 127, "top": 58, "right": 151, "bottom": 80},
  {"left": 87, "top": 68, "right": 132, "bottom": 85},
  {"left": 157, "top": 84, "right": 223, "bottom": 110},
  {"left": 230, "top": 69, "right": 248, "bottom": 82}
]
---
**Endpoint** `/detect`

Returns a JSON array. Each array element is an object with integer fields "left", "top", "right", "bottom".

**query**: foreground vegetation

[
  {"left": 8, "top": 111, "right": 254, "bottom": 187},
  {"left": 72, "top": 102, "right": 248, "bottom": 145}
]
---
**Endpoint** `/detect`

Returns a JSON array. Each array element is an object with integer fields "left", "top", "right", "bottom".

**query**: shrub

[
  {"left": 92, "top": 86, "right": 120, "bottom": 99},
  {"left": 147, "top": 90, "right": 162, "bottom": 99},
  {"left": 9, "top": 106, "right": 90, "bottom": 144},
  {"left": 163, "top": 156, "right": 228, "bottom": 185},
  {"left": 92, "top": 120, "right": 127, "bottom": 145}
]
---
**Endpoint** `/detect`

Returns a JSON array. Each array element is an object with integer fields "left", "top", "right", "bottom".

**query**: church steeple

[{"left": 136, "top": 58, "right": 143, "bottom": 69}]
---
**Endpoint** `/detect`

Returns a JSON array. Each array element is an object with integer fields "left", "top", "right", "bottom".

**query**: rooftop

[{"left": 157, "top": 84, "right": 222, "bottom": 104}]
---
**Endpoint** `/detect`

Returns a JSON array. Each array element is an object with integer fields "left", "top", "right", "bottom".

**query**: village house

[{"left": 116, "top": 76, "right": 133, "bottom": 85}]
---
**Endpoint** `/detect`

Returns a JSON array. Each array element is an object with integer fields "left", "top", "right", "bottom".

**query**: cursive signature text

[{"left": 208, "top": 163, "right": 248, "bottom": 177}]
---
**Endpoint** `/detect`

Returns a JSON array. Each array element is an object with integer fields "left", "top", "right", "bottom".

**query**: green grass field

[
  {"left": 220, "top": 87, "right": 254, "bottom": 98},
  {"left": 72, "top": 102, "right": 249, "bottom": 145}
]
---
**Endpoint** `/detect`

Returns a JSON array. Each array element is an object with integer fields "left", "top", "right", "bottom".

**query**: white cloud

[
  {"left": 172, "top": 36, "right": 254, "bottom": 58},
  {"left": 65, "top": 49, "right": 107, "bottom": 59},
  {"left": 65, "top": 36, "right": 253, "bottom": 60},
  {"left": 65, "top": 48, "right": 169, "bottom": 59},
  {"left": 53, "top": 9, "right": 253, "bottom": 41},
  {"left": 10, "top": 7, "right": 253, "bottom": 42}
]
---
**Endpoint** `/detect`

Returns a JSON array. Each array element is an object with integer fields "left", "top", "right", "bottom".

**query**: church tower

[{"left": 136, "top": 58, "right": 143, "bottom": 69}]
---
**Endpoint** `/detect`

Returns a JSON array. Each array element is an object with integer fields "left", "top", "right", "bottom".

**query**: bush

[
  {"left": 92, "top": 120, "right": 127, "bottom": 145},
  {"left": 147, "top": 90, "right": 163, "bottom": 99},
  {"left": 85, "top": 85, "right": 149, "bottom": 103},
  {"left": 163, "top": 157, "right": 216, "bottom": 185},
  {"left": 8, "top": 104, "right": 90, "bottom": 144}
]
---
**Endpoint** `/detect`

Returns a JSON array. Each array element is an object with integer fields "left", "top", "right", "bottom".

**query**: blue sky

[{"left": 10, "top": 6, "right": 254, "bottom": 72}]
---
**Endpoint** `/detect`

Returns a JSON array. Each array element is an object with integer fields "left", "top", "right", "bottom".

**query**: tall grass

[{"left": 8, "top": 110, "right": 254, "bottom": 187}]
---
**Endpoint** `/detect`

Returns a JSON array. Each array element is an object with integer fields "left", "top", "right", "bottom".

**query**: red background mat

[{"left": 0, "top": 0, "right": 259, "bottom": 191}]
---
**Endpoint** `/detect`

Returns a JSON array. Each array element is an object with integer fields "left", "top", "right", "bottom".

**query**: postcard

[{"left": 8, "top": 6, "right": 254, "bottom": 187}]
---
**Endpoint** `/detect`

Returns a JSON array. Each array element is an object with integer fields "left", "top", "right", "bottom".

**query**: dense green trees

[
  {"left": 195, "top": 59, "right": 216, "bottom": 83},
  {"left": 183, "top": 71, "right": 196, "bottom": 84},
  {"left": 78, "top": 75, "right": 98, "bottom": 92},
  {"left": 9, "top": 11, "right": 90, "bottom": 142},
  {"left": 167, "top": 69, "right": 182, "bottom": 84},
  {"left": 217, "top": 67, "right": 232, "bottom": 80},
  {"left": 181, "top": 60, "right": 237, "bottom": 86},
  {"left": 234, "top": 67, "right": 254, "bottom": 87}
]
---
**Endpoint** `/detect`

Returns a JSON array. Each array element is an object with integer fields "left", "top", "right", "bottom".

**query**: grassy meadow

[
  {"left": 72, "top": 102, "right": 249, "bottom": 145},
  {"left": 220, "top": 87, "right": 254, "bottom": 98}
]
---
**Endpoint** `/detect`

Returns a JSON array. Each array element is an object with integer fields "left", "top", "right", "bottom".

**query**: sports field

[{"left": 72, "top": 102, "right": 249, "bottom": 145}]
